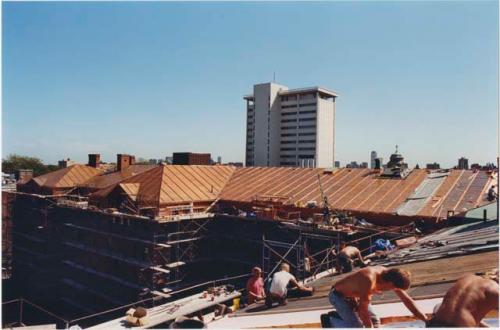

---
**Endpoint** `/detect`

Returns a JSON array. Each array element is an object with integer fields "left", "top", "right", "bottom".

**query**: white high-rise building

[{"left": 244, "top": 82, "right": 337, "bottom": 168}]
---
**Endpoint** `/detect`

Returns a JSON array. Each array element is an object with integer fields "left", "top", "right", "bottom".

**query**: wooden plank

[
  {"left": 151, "top": 291, "right": 172, "bottom": 299},
  {"left": 150, "top": 266, "right": 170, "bottom": 274}
]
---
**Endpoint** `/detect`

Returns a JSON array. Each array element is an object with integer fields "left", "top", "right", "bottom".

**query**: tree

[
  {"left": 45, "top": 164, "right": 60, "bottom": 173},
  {"left": 135, "top": 157, "right": 150, "bottom": 165},
  {"left": 2, "top": 154, "right": 50, "bottom": 177}
]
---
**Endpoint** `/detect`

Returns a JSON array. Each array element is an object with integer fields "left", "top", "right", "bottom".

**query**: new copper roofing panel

[
  {"left": 84, "top": 165, "right": 157, "bottom": 190},
  {"left": 219, "top": 168, "right": 430, "bottom": 214},
  {"left": 28, "top": 165, "right": 102, "bottom": 189},
  {"left": 93, "top": 165, "right": 236, "bottom": 207}
]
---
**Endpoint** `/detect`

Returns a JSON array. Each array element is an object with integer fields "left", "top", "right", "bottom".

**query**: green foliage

[
  {"left": 2, "top": 154, "right": 53, "bottom": 177},
  {"left": 45, "top": 164, "right": 60, "bottom": 173},
  {"left": 135, "top": 157, "right": 150, "bottom": 165}
]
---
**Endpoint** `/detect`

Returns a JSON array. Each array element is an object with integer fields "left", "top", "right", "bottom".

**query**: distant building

[
  {"left": 149, "top": 159, "right": 162, "bottom": 165},
  {"left": 458, "top": 157, "right": 469, "bottom": 170},
  {"left": 58, "top": 158, "right": 77, "bottom": 168},
  {"left": 361, "top": 162, "right": 368, "bottom": 169},
  {"left": 370, "top": 151, "right": 378, "bottom": 169},
  {"left": 244, "top": 82, "right": 337, "bottom": 168},
  {"left": 426, "top": 162, "right": 440, "bottom": 170},
  {"left": 172, "top": 153, "right": 211, "bottom": 165},
  {"left": 334, "top": 161, "right": 340, "bottom": 168},
  {"left": 471, "top": 163, "right": 497, "bottom": 171},
  {"left": 375, "top": 157, "right": 383, "bottom": 170},
  {"left": 381, "top": 147, "right": 410, "bottom": 179},
  {"left": 165, "top": 157, "right": 173, "bottom": 165},
  {"left": 225, "top": 162, "right": 244, "bottom": 167},
  {"left": 217, "top": 156, "right": 222, "bottom": 164},
  {"left": 347, "top": 161, "right": 359, "bottom": 169}
]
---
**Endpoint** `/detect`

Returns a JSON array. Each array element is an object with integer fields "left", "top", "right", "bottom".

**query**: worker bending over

[
  {"left": 266, "top": 263, "right": 314, "bottom": 308},
  {"left": 329, "top": 266, "right": 427, "bottom": 328},
  {"left": 334, "top": 242, "right": 367, "bottom": 274},
  {"left": 427, "top": 274, "right": 498, "bottom": 327}
]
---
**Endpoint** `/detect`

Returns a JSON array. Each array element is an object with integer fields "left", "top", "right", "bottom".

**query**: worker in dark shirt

[{"left": 487, "top": 185, "right": 497, "bottom": 201}]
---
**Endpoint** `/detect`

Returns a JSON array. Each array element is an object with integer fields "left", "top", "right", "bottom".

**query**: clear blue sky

[{"left": 3, "top": 1, "right": 498, "bottom": 168}]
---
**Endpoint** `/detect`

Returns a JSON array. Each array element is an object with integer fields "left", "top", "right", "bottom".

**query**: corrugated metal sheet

[
  {"left": 396, "top": 172, "right": 449, "bottom": 216},
  {"left": 417, "top": 170, "right": 494, "bottom": 219},
  {"left": 376, "top": 219, "right": 499, "bottom": 266}
]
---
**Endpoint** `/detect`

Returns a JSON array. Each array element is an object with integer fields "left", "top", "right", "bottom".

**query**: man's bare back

[
  {"left": 432, "top": 275, "right": 499, "bottom": 327},
  {"left": 331, "top": 266, "right": 426, "bottom": 328},
  {"left": 334, "top": 265, "right": 385, "bottom": 299},
  {"left": 340, "top": 246, "right": 362, "bottom": 259}
]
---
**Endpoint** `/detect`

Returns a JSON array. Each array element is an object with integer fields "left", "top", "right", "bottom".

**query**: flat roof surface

[{"left": 278, "top": 86, "right": 338, "bottom": 97}]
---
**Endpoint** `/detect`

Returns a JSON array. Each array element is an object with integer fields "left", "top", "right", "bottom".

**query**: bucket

[{"left": 232, "top": 297, "right": 240, "bottom": 310}]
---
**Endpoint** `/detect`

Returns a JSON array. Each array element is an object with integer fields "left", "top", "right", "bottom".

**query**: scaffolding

[
  {"left": 140, "top": 217, "right": 212, "bottom": 303},
  {"left": 262, "top": 223, "right": 417, "bottom": 282},
  {"left": 262, "top": 231, "right": 340, "bottom": 282}
]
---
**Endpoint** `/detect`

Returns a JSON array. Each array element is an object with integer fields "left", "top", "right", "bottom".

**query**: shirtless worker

[
  {"left": 426, "top": 274, "right": 499, "bottom": 327},
  {"left": 334, "top": 242, "right": 367, "bottom": 274},
  {"left": 329, "top": 266, "right": 427, "bottom": 328}
]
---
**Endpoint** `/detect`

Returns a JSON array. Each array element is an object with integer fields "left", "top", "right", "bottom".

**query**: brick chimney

[
  {"left": 15, "top": 169, "right": 33, "bottom": 182},
  {"left": 88, "top": 154, "right": 101, "bottom": 168},
  {"left": 117, "top": 154, "right": 134, "bottom": 171}
]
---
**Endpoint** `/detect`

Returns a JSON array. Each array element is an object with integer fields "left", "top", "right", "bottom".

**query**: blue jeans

[{"left": 329, "top": 290, "right": 380, "bottom": 328}]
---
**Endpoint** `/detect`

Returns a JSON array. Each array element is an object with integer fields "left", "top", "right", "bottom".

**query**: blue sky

[{"left": 3, "top": 1, "right": 498, "bottom": 167}]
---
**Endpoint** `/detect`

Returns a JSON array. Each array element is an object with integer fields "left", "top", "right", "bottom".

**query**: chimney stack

[
  {"left": 117, "top": 154, "right": 134, "bottom": 171},
  {"left": 88, "top": 154, "right": 101, "bottom": 168},
  {"left": 15, "top": 169, "right": 33, "bottom": 182}
]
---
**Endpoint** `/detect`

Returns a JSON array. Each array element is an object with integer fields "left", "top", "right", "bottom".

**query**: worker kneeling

[
  {"left": 265, "top": 263, "right": 314, "bottom": 308},
  {"left": 328, "top": 266, "right": 427, "bottom": 328}
]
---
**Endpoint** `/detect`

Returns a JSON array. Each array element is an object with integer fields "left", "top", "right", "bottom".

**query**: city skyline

[{"left": 3, "top": 2, "right": 498, "bottom": 168}]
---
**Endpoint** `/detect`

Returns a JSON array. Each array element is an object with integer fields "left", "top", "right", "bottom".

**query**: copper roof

[
  {"left": 219, "top": 168, "right": 495, "bottom": 219},
  {"left": 92, "top": 164, "right": 236, "bottom": 207},
  {"left": 83, "top": 165, "right": 157, "bottom": 190},
  {"left": 29, "top": 165, "right": 102, "bottom": 189},
  {"left": 31, "top": 163, "right": 493, "bottom": 222}
]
